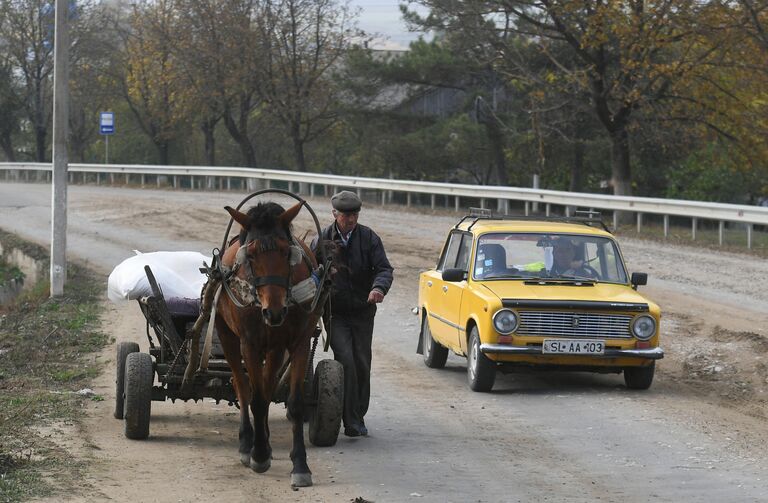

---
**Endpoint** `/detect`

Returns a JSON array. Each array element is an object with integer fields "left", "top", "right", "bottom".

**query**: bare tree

[{"left": 255, "top": 0, "right": 362, "bottom": 171}]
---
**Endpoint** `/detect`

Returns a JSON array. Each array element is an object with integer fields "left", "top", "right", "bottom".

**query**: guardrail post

[
  {"left": 497, "top": 199, "right": 509, "bottom": 215},
  {"left": 381, "top": 190, "right": 386, "bottom": 206},
  {"left": 96, "top": 173, "right": 100, "bottom": 185},
  {"left": 613, "top": 211, "right": 619, "bottom": 231},
  {"left": 545, "top": 203, "right": 551, "bottom": 217},
  {"left": 663, "top": 215, "right": 669, "bottom": 238},
  {"left": 406, "top": 192, "right": 412, "bottom": 207},
  {"left": 692, "top": 217, "right": 697, "bottom": 241},
  {"left": 524, "top": 202, "right": 529, "bottom": 216},
  {"left": 637, "top": 213, "right": 642, "bottom": 233},
  {"left": 430, "top": 194, "right": 435, "bottom": 209},
  {"left": 141, "top": 174, "right": 146, "bottom": 188},
  {"left": 310, "top": 184, "right": 315, "bottom": 197},
  {"left": 718, "top": 221, "right": 724, "bottom": 245},
  {"left": 125, "top": 173, "right": 129, "bottom": 185},
  {"left": 747, "top": 224, "right": 753, "bottom": 249},
  {"left": 455, "top": 196, "right": 460, "bottom": 212},
  {"left": 565, "top": 206, "right": 570, "bottom": 218},
  {"left": 173, "top": 175, "right": 177, "bottom": 189},
  {"left": 156, "top": 175, "right": 161, "bottom": 188},
  {"left": 357, "top": 188, "right": 362, "bottom": 200}
]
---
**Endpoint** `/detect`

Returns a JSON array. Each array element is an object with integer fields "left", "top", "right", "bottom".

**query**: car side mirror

[
  {"left": 442, "top": 268, "right": 466, "bottom": 282},
  {"left": 631, "top": 272, "right": 648, "bottom": 289}
]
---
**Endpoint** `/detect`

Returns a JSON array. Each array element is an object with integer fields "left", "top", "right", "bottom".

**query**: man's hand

[{"left": 367, "top": 289, "right": 384, "bottom": 304}]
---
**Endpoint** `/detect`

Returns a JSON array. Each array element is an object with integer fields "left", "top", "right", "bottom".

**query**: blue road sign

[{"left": 100, "top": 112, "right": 115, "bottom": 135}]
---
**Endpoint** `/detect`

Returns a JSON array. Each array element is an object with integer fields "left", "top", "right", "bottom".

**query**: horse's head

[{"left": 225, "top": 201, "right": 304, "bottom": 327}]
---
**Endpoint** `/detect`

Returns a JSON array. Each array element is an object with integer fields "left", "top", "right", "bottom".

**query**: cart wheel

[
  {"left": 114, "top": 342, "right": 140, "bottom": 419},
  {"left": 124, "top": 352, "right": 154, "bottom": 440},
  {"left": 309, "top": 359, "right": 343, "bottom": 447}
]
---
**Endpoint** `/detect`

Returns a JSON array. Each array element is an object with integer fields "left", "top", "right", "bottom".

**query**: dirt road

[{"left": 1, "top": 183, "right": 767, "bottom": 502}]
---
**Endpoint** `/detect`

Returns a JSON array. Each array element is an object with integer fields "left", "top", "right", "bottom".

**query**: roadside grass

[{"left": 0, "top": 230, "right": 108, "bottom": 502}]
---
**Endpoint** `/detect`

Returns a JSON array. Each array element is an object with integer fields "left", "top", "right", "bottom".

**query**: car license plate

[{"left": 542, "top": 339, "right": 605, "bottom": 355}]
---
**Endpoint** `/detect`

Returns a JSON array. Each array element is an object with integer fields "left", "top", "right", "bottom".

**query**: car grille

[{"left": 517, "top": 311, "right": 633, "bottom": 338}]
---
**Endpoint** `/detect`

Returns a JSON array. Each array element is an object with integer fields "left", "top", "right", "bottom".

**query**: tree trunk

[
  {"left": 223, "top": 109, "right": 257, "bottom": 168},
  {"left": 0, "top": 133, "right": 15, "bottom": 162},
  {"left": 610, "top": 127, "right": 633, "bottom": 225},
  {"left": 292, "top": 126, "right": 306, "bottom": 172},
  {"left": 610, "top": 127, "right": 632, "bottom": 196},
  {"left": 569, "top": 141, "right": 584, "bottom": 192},
  {"left": 35, "top": 125, "right": 47, "bottom": 162},
  {"left": 202, "top": 120, "right": 216, "bottom": 166},
  {"left": 157, "top": 141, "right": 170, "bottom": 165},
  {"left": 485, "top": 120, "right": 508, "bottom": 186}
]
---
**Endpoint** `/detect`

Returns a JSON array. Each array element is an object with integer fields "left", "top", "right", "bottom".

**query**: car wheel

[
  {"left": 114, "top": 342, "right": 139, "bottom": 419},
  {"left": 422, "top": 314, "right": 448, "bottom": 369},
  {"left": 467, "top": 326, "right": 495, "bottom": 392},
  {"left": 624, "top": 362, "right": 655, "bottom": 390}
]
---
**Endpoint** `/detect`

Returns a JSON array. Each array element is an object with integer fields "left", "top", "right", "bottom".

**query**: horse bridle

[{"left": 210, "top": 189, "right": 331, "bottom": 314}]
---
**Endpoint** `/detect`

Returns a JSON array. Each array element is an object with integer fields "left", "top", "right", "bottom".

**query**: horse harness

[{"left": 209, "top": 230, "right": 325, "bottom": 313}]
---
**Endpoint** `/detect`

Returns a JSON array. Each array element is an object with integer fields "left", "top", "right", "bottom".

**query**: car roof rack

[{"left": 454, "top": 207, "right": 611, "bottom": 232}]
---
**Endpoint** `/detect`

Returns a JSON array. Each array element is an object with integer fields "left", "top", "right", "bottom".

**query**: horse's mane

[{"left": 239, "top": 202, "right": 292, "bottom": 244}]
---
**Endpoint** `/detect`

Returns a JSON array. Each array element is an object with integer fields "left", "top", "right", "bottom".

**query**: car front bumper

[{"left": 480, "top": 344, "right": 664, "bottom": 360}]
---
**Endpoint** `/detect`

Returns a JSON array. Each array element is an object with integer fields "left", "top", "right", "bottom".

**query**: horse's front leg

[
  {"left": 287, "top": 339, "right": 312, "bottom": 487},
  {"left": 216, "top": 319, "right": 253, "bottom": 466},
  {"left": 244, "top": 345, "right": 278, "bottom": 473}
]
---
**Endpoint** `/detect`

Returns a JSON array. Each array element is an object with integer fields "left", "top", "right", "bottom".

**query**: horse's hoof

[
  {"left": 291, "top": 472, "right": 313, "bottom": 487},
  {"left": 240, "top": 453, "right": 250, "bottom": 466},
  {"left": 250, "top": 457, "right": 271, "bottom": 473}
]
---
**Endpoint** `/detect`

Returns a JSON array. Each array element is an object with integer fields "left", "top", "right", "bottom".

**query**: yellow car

[{"left": 417, "top": 212, "right": 663, "bottom": 392}]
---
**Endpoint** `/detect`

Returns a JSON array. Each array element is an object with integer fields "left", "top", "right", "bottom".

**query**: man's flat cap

[{"left": 331, "top": 190, "right": 362, "bottom": 212}]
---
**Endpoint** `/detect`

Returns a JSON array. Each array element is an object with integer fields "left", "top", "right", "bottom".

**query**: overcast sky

[{"left": 350, "top": 0, "right": 430, "bottom": 50}]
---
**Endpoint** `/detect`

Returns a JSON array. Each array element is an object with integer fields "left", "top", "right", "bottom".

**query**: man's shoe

[
  {"left": 358, "top": 423, "right": 368, "bottom": 436},
  {"left": 344, "top": 425, "right": 362, "bottom": 437}
]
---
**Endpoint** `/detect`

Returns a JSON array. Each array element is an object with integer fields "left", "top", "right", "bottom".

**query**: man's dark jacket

[{"left": 320, "top": 223, "right": 394, "bottom": 317}]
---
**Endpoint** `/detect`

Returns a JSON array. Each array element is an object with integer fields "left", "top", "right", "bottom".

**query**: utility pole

[{"left": 51, "top": 0, "right": 70, "bottom": 297}]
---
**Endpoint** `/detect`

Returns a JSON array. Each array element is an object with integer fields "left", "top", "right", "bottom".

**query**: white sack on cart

[{"left": 107, "top": 251, "right": 210, "bottom": 302}]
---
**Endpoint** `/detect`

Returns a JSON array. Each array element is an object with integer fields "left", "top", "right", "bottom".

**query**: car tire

[
  {"left": 114, "top": 342, "right": 140, "bottom": 419},
  {"left": 422, "top": 314, "right": 448, "bottom": 369},
  {"left": 624, "top": 362, "right": 655, "bottom": 390},
  {"left": 467, "top": 326, "right": 495, "bottom": 392}
]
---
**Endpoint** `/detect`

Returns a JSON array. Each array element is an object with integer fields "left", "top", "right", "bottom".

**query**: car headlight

[
  {"left": 632, "top": 315, "right": 656, "bottom": 340},
  {"left": 493, "top": 309, "right": 518, "bottom": 335}
]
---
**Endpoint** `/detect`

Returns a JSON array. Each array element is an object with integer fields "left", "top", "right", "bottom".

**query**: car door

[{"left": 429, "top": 231, "right": 472, "bottom": 351}]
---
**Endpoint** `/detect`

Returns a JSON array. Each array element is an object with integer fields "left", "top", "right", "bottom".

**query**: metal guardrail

[{"left": 2, "top": 162, "right": 766, "bottom": 247}]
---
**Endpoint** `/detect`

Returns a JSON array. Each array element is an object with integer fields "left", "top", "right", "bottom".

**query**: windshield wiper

[{"left": 524, "top": 276, "right": 595, "bottom": 286}]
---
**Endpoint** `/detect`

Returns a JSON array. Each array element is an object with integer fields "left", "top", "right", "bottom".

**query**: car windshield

[{"left": 473, "top": 232, "right": 628, "bottom": 283}]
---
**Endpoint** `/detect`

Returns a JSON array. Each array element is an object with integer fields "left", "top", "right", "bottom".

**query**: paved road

[{"left": 2, "top": 183, "right": 767, "bottom": 502}]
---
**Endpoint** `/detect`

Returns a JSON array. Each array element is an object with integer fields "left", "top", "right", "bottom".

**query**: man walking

[{"left": 320, "top": 190, "right": 393, "bottom": 437}]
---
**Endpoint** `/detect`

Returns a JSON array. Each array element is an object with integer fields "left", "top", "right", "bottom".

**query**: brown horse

[{"left": 214, "top": 201, "right": 322, "bottom": 487}]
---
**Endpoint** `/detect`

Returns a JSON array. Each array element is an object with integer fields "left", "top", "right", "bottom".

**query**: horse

[{"left": 214, "top": 200, "right": 324, "bottom": 487}]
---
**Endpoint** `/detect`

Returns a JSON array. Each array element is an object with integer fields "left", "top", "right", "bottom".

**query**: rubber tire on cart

[
  {"left": 124, "top": 352, "right": 154, "bottom": 440},
  {"left": 467, "top": 326, "right": 496, "bottom": 392},
  {"left": 309, "top": 359, "right": 343, "bottom": 447},
  {"left": 623, "top": 362, "right": 655, "bottom": 390},
  {"left": 422, "top": 314, "right": 448, "bottom": 369},
  {"left": 114, "top": 342, "right": 140, "bottom": 419}
]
